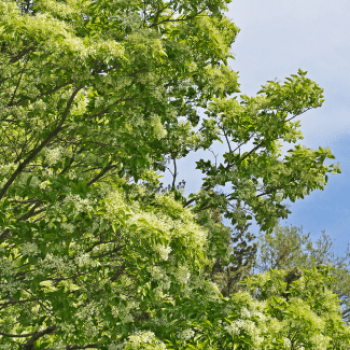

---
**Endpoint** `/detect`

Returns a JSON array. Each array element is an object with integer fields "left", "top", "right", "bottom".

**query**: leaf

[{"left": 104, "top": 283, "right": 112, "bottom": 293}]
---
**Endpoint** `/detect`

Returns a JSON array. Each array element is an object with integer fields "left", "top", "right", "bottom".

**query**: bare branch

[{"left": 171, "top": 156, "right": 178, "bottom": 191}]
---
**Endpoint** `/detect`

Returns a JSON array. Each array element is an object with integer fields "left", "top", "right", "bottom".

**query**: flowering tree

[{"left": 0, "top": 0, "right": 347, "bottom": 349}]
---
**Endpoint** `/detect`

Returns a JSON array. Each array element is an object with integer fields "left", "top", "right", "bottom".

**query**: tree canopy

[
  {"left": 256, "top": 223, "right": 350, "bottom": 324},
  {"left": 0, "top": 0, "right": 347, "bottom": 349}
]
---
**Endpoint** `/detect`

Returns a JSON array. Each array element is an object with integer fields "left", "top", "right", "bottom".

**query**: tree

[
  {"left": 0, "top": 0, "right": 346, "bottom": 348},
  {"left": 256, "top": 223, "right": 350, "bottom": 323},
  {"left": 241, "top": 265, "right": 350, "bottom": 350},
  {"left": 198, "top": 207, "right": 258, "bottom": 297}
]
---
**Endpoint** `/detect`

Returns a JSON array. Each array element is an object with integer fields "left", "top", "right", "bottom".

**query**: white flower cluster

[
  {"left": 43, "top": 253, "right": 72, "bottom": 273},
  {"left": 115, "top": 75, "right": 134, "bottom": 90},
  {"left": 21, "top": 242, "right": 40, "bottom": 256},
  {"left": 149, "top": 266, "right": 166, "bottom": 281},
  {"left": 268, "top": 318, "right": 282, "bottom": 333},
  {"left": 111, "top": 299, "right": 139, "bottom": 324},
  {"left": 31, "top": 99, "right": 46, "bottom": 111},
  {"left": 137, "top": 72, "right": 156, "bottom": 85},
  {"left": 202, "top": 281, "right": 222, "bottom": 302},
  {"left": 0, "top": 258, "right": 13, "bottom": 276},
  {"left": 42, "top": 167, "right": 54, "bottom": 178},
  {"left": 85, "top": 323, "right": 99, "bottom": 338},
  {"left": 128, "top": 211, "right": 169, "bottom": 239},
  {"left": 225, "top": 320, "right": 256, "bottom": 336},
  {"left": 125, "top": 110, "right": 145, "bottom": 128},
  {"left": 43, "top": 146, "right": 73, "bottom": 166},
  {"left": 151, "top": 314, "right": 170, "bottom": 327},
  {"left": 155, "top": 244, "right": 171, "bottom": 261},
  {"left": 150, "top": 114, "right": 167, "bottom": 140},
  {"left": 76, "top": 197, "right": 94, "bottom": 212},
  {"left": 103, "top": 190, "right": 127, "bottom": 220},
  {"left": 283, "top": 337, "right": 292, "bottom": 349},
  {"left": 252, "top": 310, "right": 267, "bottom": 322},
  {"left": 115, "top": 11, "right": 141, "bottom": 29},
  {"left": 177, "top": 328, "right": 195, "bottom": 344},
  {"left": 74, "top": 253, "right": 91, "bottom": 268},
  {"left": 124, "top": 331, "right": 167, "bottom": 350},
  {"left": 58, "top": 322, "right": 75, "bottom": 335},
  {"left": 61, "top": 222, "right": 75, "bottom": 233},
  {"left": 0, "top": 162, "right": 15, "bottom": 176},
  {"left": 240, "top": 307, "right": 251, "bottom": 319},
  {"left": 0, "top": 280, "right": 21, "bottom": 295},
  {"left": 88, "top": 40, "right": 125, "bottom": 62},
  {"left": 63, "top": 194, "right": 94, "bottom": 213},
  {"left": 27, "top": 84, "right": 40, "bottom": 98},
  {"left": 224, "top": 322, "right": 240, "bottom": 335},
  {"left": 310, "top": 334, "right": 331, "bottom": 350},
  {"left": 173, "top": 265, "right": 191, "bottom": 284},
  {"left": 154, "top": 192, "right": 183, "bottom": 216},
  {"left": 223, "top": 316, "right": 264, "bottom": 348},
  {"left": 68, "top": 169, "right": 77, "bottom": 180},
  {"left": 45, "top": 147, "right": 62, "bottom": 166},
  {"left": 252, "top": 334, "right": 264, "bottom": 348},
  {"left": 71, "top": 98, "right": 87, "bottom": 116},
  {"left": 151, "top": 87, "right": 166, "bottom": 102}
]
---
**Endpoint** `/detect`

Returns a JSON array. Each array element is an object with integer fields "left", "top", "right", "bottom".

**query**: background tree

[
  {"left": 255, "top": 222, "right": 350, "bottom": 323},
  {"left": 0, "top": 0, "right": 345, "bottom": 348},
  {"left": 240, "top": 265, "right": 350, "bottom": 350}
]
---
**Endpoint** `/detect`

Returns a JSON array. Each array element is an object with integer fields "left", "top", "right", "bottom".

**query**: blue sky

[{"left": 161, "top": 0, "right": 350, "bottom": 257}]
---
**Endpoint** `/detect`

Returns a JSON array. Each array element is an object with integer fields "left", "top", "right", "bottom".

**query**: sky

[{"left": 161, "top": 0, "right": 350, "bottom": 258}]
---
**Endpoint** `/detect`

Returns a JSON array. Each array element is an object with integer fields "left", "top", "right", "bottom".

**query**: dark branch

[
  {"left": 66, "top": 344, "right": 99, "bottom": 350},
  {"left": 23, "top": 325, "right": 57, "bottom": 350},
  {"left": 0, "top": 86, "right": 82, "bottom": 200}
]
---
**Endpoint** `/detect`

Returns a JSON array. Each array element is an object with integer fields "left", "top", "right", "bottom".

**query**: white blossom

[
  {"left": 225, "top": 320, "right": 256, "bottom": 336},
  {"left": 155, "top": 244, "right": 171, "bottom": 261},
  {"left": 21, "top": 242, "right": 40, "bottom": 256},
  {"left": 174, "top": 265, "right": 191, "bottom": 284},
  {"left": 45, "top": 147, "right": 62, "bottom": 166},
  {"left": 240, "top": 307, "right": 251, "bottom": 319},
  {"left": 180, "top": 328, "right": 195, "bottom": 341}
]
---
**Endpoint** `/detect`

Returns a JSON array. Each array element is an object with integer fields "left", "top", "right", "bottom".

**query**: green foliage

[
  {"left": 0, "top": 0, "right": 347, "bottom": 348},
  {"left": 200, "top": 207, "right": 258, "bottom": 297},
  {"left": 241, "top": 265, "right": 350, "bottom": 350},
  {"left": 256, "top": 223, "right": 350, "bottom": 323}
]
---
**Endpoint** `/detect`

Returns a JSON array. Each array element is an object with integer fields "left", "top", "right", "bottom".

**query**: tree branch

[
  {"left": 87, "top": 160, "right": 114, "bottom": 187},
  {"left": 66, "top": 344, "right": 99, "bottom": 350},
  {"left": 8, "top": 56, "right": 28, "bottom": 107},
  {"left": 0, "top": 329, "right": 40, "bottom": 338},
  {"left": 13, "top": 79, "right": 75, "bottom": 107},
  {"left": 171, "top": 156, "right": 178, "bottom": 191},
  {"left": 23, "top": 325, "right": 57, "bottom": 350},
  {"left": 0, "top": 86, "right": 82, "bottom": 200},
  {"left": 110, "top": 263, "right": 126, "bottom": 282}
]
